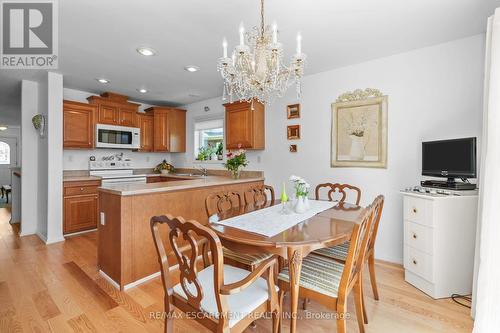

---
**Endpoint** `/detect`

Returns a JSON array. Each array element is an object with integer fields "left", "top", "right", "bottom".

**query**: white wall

[
  {"left": 173, "top": 35, "right": 485, "bottom": 264},
  {"left": 63, "top": 88, "right": 172, "bottom": 170},
  {"left": 20, "top": 80, "right": 39, "bottom": 236},
  {"left": 20, "top": 73, "right": 65, "bottom": 243}
]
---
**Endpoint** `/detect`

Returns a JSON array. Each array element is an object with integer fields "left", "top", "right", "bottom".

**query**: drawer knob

[
  {"left": 80, "top": 187, "right": 84, "bottom": 191},
  {"left": 412, "top": 233, "right": 417, "bottom": 239},
  {"left": 412, "top": 259, "right": 418, "bottom": 265},
  {"left": 412, "top": 207, "right": 417, "bottom": 214}
]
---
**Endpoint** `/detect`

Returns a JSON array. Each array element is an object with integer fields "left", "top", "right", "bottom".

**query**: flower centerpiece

[
  {"left": 289, "top": 175, "right": 311, "bottom": 213},
  {"left": 154, "top": 160, "right": 174, "bottom": 175},
  {"left": 223, "top": 145, "right": 248, "bottom": 179}
]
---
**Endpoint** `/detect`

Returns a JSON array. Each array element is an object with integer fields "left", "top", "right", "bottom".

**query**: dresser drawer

[
  {"left": 405, "top": 221, "right": 433, "bottom": 255},
  {"left": 404, "top": 246, "right": 433, "bottom": 282},
  {"left": 404, "top": 196, "right": 433, "bottom": 226}
]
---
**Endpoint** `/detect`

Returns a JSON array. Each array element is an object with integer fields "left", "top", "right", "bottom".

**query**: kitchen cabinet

[
  {"left": 145, "top": 107, "right": 186, "bottom": 152},
  {"left": 63, "top": 100, "right": 96, "bottom": 149},
  {"left": 224, "top": 100, "right": 265, "bottom": 150},
  {"left": 137, "top": 113, "right": 154, "bottom": 151},
  {"left": 88, "top": 92, "right": 140, "bottom": 127},
  {"left": 63, "top": 179, "right": 101, "bottom": 234}
]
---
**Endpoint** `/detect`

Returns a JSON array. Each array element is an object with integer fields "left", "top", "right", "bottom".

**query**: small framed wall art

[
  {"left": 287, "top": 104, "right": 301, "bottom": 119},
  {"left": 287, "top": 125, "right": 301, "bottom": 140}
]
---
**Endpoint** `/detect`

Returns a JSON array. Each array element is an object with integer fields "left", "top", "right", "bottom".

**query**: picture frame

[
  {"left": 331, "top": 89, "right": 388, "bottom": 168},
  {"left": 287, "top": 104, "right": 301, "bottom": 119},
  {"left": 287, "top": 125, "right": 301, "bottom": 140},
  {"left": 289, "top": 144, "right": 297, "bottom": 152}
]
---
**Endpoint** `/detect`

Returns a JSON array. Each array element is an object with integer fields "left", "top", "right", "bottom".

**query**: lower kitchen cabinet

[{"left": 63, "top": 180, "right": 101, "bottom": 234}]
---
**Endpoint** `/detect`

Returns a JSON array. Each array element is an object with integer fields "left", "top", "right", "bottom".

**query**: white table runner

[{"left": 212, "top": 200, "right": 336, "bottom": 237}]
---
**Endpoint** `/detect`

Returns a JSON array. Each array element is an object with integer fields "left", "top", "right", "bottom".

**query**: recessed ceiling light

[
  {"left": 0, "top": 126, "right": 7, "bottom": 131},
  {"left": 136, "top": 47, "right": 156, "bottom": 56},
  {"left": 184, "top": 65, "right": 200, "bottom": 72},
  {"left": 137, "top": 88, "right": 147, "bottom": 93},
  {"left": 96, "top": 78, "right": 110, "bottom": 84}
]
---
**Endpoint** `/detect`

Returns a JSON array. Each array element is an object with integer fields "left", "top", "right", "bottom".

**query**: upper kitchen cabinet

[
  {"left": 224, "top": 100, "right": 265, "bottom": 150},
  {"left": 87, "top": 92, "right": 139, "bottom": 127},
  {"left": 145, "top": 107, "right": 186, "bottom": 152},
  {"left": 63, "top": 100, "right": 97, "bottom": 149},
  {"left": 137, "top": 113, "right": 154, "bottom": 152}
]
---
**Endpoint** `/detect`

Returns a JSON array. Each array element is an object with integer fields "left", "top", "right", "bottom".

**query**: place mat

[{"left": 211, "top": 200, "right": 336, "bottom": 237}]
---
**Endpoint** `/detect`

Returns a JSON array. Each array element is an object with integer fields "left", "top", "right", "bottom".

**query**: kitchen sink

[{"left": 172, "top": 173, "right": 204, "bottom": 177}]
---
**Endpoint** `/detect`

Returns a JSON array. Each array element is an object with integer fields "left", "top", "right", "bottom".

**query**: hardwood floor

[{"left": 0, "top": 207, "right": 473, "bottom": 332}]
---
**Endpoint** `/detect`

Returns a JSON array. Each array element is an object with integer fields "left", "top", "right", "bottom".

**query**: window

[
  {"left": 194, "top": 118, "right": 224, "bottom": 161},
  {"left": 0, "top": 142, "right": 10, "bottom": 165}
]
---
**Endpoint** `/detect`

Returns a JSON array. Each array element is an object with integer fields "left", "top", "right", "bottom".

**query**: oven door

[
  {"left": 96, "top": 124, "right": 141, "bottom": 149},
  {"left": 101, "top": 177, "right": 147, "bottom": 186}
]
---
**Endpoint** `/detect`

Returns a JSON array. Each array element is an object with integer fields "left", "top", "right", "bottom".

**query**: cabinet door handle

[
  {"left": 412, "top": 207, "right": 417, "bottom": 214},
  {"left": 412, "top": 233, "right": 417, "bottom": 239},
  {"left": 412, "top": 259, "right": 418, "bottom": 265}
]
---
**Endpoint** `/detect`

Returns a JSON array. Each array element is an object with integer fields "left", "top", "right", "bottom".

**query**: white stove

[{"left": 89, "top": 161, "right": 147, "bottom": 185}]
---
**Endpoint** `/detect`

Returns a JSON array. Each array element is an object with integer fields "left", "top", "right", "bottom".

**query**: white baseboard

[
  {"left": 99, "top": 270, "right": 121, "bottom": 290},
  {"left": 64, "top": 228, "right": 97, "bottom": 237},
  {"left": 124, "top": 271, "right": 161, "bottom": 290}
]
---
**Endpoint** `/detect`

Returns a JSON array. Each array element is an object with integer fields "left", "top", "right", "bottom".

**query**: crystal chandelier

[{"left": 217, "top": 0, "right": 306, "bottom": 105}]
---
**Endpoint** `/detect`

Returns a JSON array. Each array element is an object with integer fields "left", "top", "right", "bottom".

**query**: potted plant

[
  {"left": 216, "top": 142, "right": 224, "bottom": 160},
  {"left": 154, "top": 160, "right": 174, "bottom": 175},
  {"left": 223, "top": 145, "right": 248, "bottom": 179},
  {"left": 197, "top": 146, "right": 210, "bottom": 161}
]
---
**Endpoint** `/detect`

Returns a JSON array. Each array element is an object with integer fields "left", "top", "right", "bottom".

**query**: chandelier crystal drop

[{"left": 217, "top": 0, "right": 306, "bottom": 105}]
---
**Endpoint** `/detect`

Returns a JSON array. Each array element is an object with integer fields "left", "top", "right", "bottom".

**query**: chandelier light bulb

[
  {"left": 222, "top": 38, "right": 228, "bottom": 58},
  {"left": 272, "top": 22, "right": 278, "bottom": 44},
  {"left": 296, "top": 32, "right": 302, "bottom": 55},
  {"left": 239, "top": 22, "right": 245, "bottom": 46}
]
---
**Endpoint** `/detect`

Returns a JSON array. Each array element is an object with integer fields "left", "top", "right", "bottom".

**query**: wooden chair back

[
  {"left": 243, "top": 184, "right": 275, "bottom": 207},
  {"left": 150, "top": 215, "right": 229, "bottom": 326},
  {"left": 315, "top": 183, "right": 361, "bottom": 205},
  {"left": 205, "top": 191, "right": 244, "bottom": 218},
  {"left": 338, "top": 200, "right": 376, "bottom": 294},
  {"left": 367, "top": 195, "right": 385, "bottom": 251}
]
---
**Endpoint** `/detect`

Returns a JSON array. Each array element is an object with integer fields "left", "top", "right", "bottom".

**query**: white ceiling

[{"left": 1, "top": 0, "right": 499, "bottom": 125}]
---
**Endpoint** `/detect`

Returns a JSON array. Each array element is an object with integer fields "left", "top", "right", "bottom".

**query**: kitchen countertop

[
  {"left": 63, "top": 175, "right": 102, "bottom": 182},
  {"left": 98, "top": 175, "right": 265, "bottom": 196}
]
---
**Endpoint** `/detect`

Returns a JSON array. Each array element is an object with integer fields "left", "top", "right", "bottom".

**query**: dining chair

[
  {"left": 314, "top": 195, "right": 385, "bottom": 307},
  {"left": 243, "top": 184, "right": 275, "bottom": 208},
  {"left": 205, "top": 191, "right": 274, "bottom": 271},
  {"left": 315, "top": 182, "right": 362, "bottom": 205},
  {"left": 151, "top": 215, "right": 280, "bottom": 333},
  {"left": 277, "top": 199, "right": 377, "bottom": 333}
]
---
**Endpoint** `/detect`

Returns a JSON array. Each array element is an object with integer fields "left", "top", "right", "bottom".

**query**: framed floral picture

[
  {"left": 331, "top": 89, "right": 388, "bottom": 168},
  {"left": 287, "top": 125, "right": 301, "bottom": 140},
  {"left": 287, "top": 104, "right": 300, "bottom": 119}
]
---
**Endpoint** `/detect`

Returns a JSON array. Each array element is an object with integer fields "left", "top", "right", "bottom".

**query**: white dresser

[{"left": 402, "top": 189, "right": 478, "bottom": 299}]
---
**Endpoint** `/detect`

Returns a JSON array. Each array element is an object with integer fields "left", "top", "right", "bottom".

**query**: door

[
  {"left": 63, "top": 101, "right": 95, "bottom": 148},
  {"left": 119, "top": 108, "right": 137, "bottom": 127},
  {"left": 98, "top": 104, "right": 120, "bottom": 125},
  {"left": 226, "top": 107, "right": 253, "bottom": 149},
  {"left": 139, "top": 114, "right": 154, "bottom": 151},
  {"left": 0, "top": 137, "right": 18, "bottom": 186},
  {"left": 63, "top": 195, "right": 98, "bottom": 234}
]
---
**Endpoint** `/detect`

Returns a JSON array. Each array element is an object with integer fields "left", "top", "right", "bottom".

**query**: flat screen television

[{"left": 421, "top": 137, "right": 477, "bottom": 189}]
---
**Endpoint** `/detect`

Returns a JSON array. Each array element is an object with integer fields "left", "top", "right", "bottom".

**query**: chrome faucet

[{"left": 196, "top": 166, "right": 208, "bottom": 177}]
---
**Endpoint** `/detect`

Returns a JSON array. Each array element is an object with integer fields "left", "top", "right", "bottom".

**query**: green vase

[{"left": 231, "top": 169, "right": 241, "bottom": 179}]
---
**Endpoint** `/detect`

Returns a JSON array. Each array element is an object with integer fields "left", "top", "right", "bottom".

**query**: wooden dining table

[{"left": 209, "top": 201, "right": 368, "bottom": 333}]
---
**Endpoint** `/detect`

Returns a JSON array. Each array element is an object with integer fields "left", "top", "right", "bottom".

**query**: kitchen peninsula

[{"left": 97, "top": 172, "right": 264, "bottom": 290}]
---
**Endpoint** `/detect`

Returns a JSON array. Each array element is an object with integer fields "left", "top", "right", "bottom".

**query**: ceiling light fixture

[
  {"left": 0, "top": 126, "right": 7, "bottom": 131},
  {"left": 184, "top": 65, "right": 200, "bottom": 72},
  {"left": 96, "top": 78, "right": 110, "bottom": 84},
  {"left": 136, "top": 47, "right": 156, "bottom": 56},
  {"left": 218, "top": 0, "right": 306, "bottom": 104},
  {"left": 137, "top": 88, "right": 147, "bottom": 93}
]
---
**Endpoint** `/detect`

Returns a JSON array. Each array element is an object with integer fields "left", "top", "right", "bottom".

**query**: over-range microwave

[{"left": 95, "top": 124, "right": 140, "bottom": 149}]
